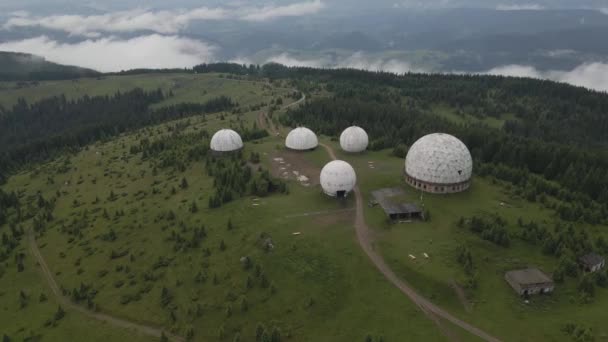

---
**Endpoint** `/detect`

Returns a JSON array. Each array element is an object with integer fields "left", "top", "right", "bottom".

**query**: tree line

[
  {"left": 0, "top": 90, "right": 236, "bottom": 183},
  {"left": 282, "top": 95, "right": 608, "bottom": 223}
]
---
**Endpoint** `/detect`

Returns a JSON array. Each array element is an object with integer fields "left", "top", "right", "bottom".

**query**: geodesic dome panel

[
  {"left": 405, "top": 133, "right": 472, "bottom": 185},
  {"left": 320, "top": 160, "right": 357, "bottom": 197},
  {"left": 210, "top": 129, "right": 243, "bottom": 152},
  {"left": 340, "top": 126, "right": 369, "bottom": 153},
  {"left": 285, "top": 127, "right": 318, "bottom": 150}
]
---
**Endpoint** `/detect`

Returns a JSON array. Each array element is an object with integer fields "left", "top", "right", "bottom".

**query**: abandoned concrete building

[
  {"left": 371, "top": 188, "right": 423, "bottom": 220},
  {"left": 579, "top": 253, "right": 605, "bottom": 273},
  {"left": 379, "top": 202, "right": 423, "bottom": 220},
  {"left": 505, "top": 268, "right": 554, "bottom": 296}
]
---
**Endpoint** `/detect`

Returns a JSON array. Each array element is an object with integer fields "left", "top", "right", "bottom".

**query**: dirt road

[
  {"left": 28, "top": 230, "right": 184, "bottom": 342},
  {"left": 319, "top": 143, "right": 501, "bottom": 342},
  {"left": 258, "top": 92, "right": 306, "bottom": 136}
]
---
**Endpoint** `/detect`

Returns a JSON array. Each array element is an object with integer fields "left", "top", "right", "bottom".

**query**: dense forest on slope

[
  {"left": 0, "top": 52, "right": 100, "bottom": 81},
  {"left": 256, "top": 65, "right": 608, "bottom": 224},
  {"left": 0, "top": 89, "right": 236, "bottom": 178},
  {"left": 3, "top": 62, "right": 608, "bottom": 221},
  {"left": 193, "top": 63, "right": 608, "bottom": 145}
]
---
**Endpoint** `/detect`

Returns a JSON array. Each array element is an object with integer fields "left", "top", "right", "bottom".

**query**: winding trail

[
  {"left": 319, "top": 143, "right": 501, "bottom": 342},
  {"left": 28, "top": 230, "right": 184, "bottom": 342},
  {"left": 259, "top": 92, "right": 306, "bottom": 136}
]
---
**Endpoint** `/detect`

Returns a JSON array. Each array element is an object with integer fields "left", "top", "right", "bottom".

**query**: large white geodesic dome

[
  {"left": 285, "top": 127, "right": 318, "bottom": 151},
  {"left": 405, "top": 133, "right": 473, "bottom": 193},
  {"left": 320, "top": 160, "right": 357, "bottom": 198},
  {"left": 210, "top": 129, "right": 243, "bottom": 152},
  {"left": 340, "top": 126, "right": 369, "bottom": 153}
]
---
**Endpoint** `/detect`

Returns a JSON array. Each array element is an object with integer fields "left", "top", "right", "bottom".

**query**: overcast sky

[
  {"left": 1, "top": 0, "right": 608, "bottom": 13},
  {"left": 1, "top": 0, "right": 608, "bottom": 92}
]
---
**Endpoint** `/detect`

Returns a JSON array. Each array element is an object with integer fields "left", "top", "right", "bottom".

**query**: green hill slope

[{"left": 0, "top": 51, "right": 99, "bottom": 81}]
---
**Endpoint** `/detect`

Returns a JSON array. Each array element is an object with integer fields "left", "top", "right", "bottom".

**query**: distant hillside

[{"left": 0, "top": 51, "right": 99, "bottom": 81}]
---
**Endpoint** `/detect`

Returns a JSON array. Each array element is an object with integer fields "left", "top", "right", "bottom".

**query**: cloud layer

[
  {"left": 2, "top": 1, "right": 326, "bottom": 36},
  {"left": 4, "top": 8, "right": 227, "bottom": 37},
  {"left": 259, "top": 52, "right": 424, "bottom": 74},
  {"left": 263, "top": 53, "right": 608, "bottom": 92},
  {"left": 0, "top": 35, "right": 216, "bottom": 72},
  {"left": 242, "top": 0, "right": 325, "bottom": 21},
  {"left": 496, "top": 4, "right": 544, "bottom": 10},
  {"left": 1, "top": 33, "right": 607, "bottom": 93},
  {"left": 483, "top": 63, "right": 608, "bottom": 92}
]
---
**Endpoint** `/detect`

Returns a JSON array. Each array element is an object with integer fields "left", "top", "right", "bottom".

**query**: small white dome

[
  {"left": 320, "top": 160, "right": 357, "bottom": 197},
  {"left": 405, "top": 133, "right": 472, "bottom": 186},
  {"left": 210, "top": 129, "right": 243, "bottom": 152},
  {"left": 285, "top": 127, "right": 318, "bottom": 151},
  {"left": 340, "top": 126, "right": 368, "bottom": 153}
]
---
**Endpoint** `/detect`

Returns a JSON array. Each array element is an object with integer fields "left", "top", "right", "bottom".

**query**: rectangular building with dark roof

[
  {"left": 505, "top": 268, "right": 554, "bottom": 296},
  {"left": 371, "top": 188, "right": 423, "bottom": 220}
]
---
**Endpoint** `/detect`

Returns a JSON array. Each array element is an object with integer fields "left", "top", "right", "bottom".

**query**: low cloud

[
  {"left": 483, "top": 63, "right": 608, "bottom": 92},
  {"left": 242, "top": 0, "right": 325, "bottom": 21},
  {"left": 600, "top": 8, "right": 608, "bottom": 15},
  {"left": 265, "top": 55, "right": 608, "bottom": 92},
  {"left": 496, "top": 4, "right": 544, "bottom": 10},
  {"left": 3, "top": 8, "right": 228, "bottom": 36},
  {"left": 265, "top": 53, "right": 328, "bottom": 68},
  {"left": 0, "top": 35, "right": 216, "bottom": 72},
  {"left": 258, "top": 52, "right": 424, "bottom": 74},
  {"left": 336, "top": 52, "right": 424, "bottom": 74},
  {"left": 2, "top": 1, "right": 326, "bottom": 36}
]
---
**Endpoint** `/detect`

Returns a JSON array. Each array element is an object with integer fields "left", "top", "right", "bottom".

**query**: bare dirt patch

[{"left": 269, "top": 150, "right": 321, "bottom": 186}]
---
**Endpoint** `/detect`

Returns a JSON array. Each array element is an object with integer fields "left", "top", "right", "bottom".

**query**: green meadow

[{"left": 2, "top": 72, "right": 607, "bottom": 342}]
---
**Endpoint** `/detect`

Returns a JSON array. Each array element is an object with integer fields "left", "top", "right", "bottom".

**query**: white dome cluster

[
  {"left": 210, "top": 129, "right": 243, "bottom": 153},
  {"left": 340, "top": 126, "right": 368, "bottom": 153},
  {"left": 285, "top": 127, "right": 318, "bottom": 151},
  {"left": 320, "top": 160, "right": 357, "bottom": 198},
  {"left": 405, "top": 133, "right": 472, "bottom": 193}
]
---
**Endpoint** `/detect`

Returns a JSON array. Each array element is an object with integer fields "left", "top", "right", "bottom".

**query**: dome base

[
  {"left": 405, "top": 173, "right": 470, "bottom": 194},
  {"left": 323, "top": 189, "right": 350, "bottom": 198},
  {"left": 210, "top": 148, "right": 242, "bottom": 156},
  {"left": 286, "top": 147, "right": 317, "bottom": 152}
]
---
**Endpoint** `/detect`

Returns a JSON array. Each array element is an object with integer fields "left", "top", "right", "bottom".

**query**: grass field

[
  {"left": 0, "top": 73, "right": 293, "bottom": 109},
  {"left": 0, "top": 76, "right": 444, "bottom": 341},
  {"left": 2, "top": 72, "right": 607, "bottom": 341},
  {"left": 321, "top": 138, "right": 608, "bottom": 342}
]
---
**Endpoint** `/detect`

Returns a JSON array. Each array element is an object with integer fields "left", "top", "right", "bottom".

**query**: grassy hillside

[
  {"left": 326, "top": 140, "right": 608, "bottom": 341},
  {"left": 0, "top": 51, "right": 99, "bottom": 81},
  {"left": 0, "top": 72, "right": 271, "bottom": 108},
  {"left": 0, "top": 74, "right": 444, "bottom": 341},
  {"left": 2, "top": 69, "right": 608, "bottom": 341}
]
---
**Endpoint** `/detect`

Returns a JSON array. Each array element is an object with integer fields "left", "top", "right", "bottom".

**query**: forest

[{"left": 0, "top": 89, "right": 235, "bottom": 181}]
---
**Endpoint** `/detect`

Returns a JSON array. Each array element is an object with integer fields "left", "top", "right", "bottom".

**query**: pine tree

[
  {"left": 181, "top": 177, "right": 189, "bottom": 189},
  {"left": 190, "top": 200, "right": 198, "bottom": 213},
  {"left": 54, "top": 305, "right": 66, "bottom": 321}
]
